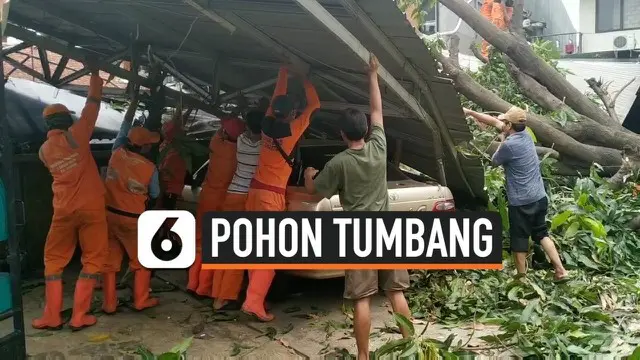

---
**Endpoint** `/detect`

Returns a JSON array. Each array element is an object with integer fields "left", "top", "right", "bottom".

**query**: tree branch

[
  {"left": 586, "top": 77, "right": 619, "bottom": 123},
  {"left": 470, "top": 39, "right": 488, "bottom": 64},
  {"left": 438, "top": 0, "right": 618, "bottom": 127},
  {"left": 510, "top": 0, "right": 525, "bottom": 38},
  {"left": 612, "top": 77, "right": 637, "bottom": 105},
  {"left": 434, "top": 49, "right": 623, "bottom": 173},
  {"left": 502, "top": 55, "right": 566, "bottom": 112},
  {"left": 448, "top": 34, "right": 461, "bottom": 67}
]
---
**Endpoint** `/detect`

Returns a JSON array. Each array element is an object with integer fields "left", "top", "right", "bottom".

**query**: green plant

[
  {"left": 368, "top": 313, "right": 474, "bottom": 360},
  {"left": 135, "top": 337, "right": 193, "bottom": 360}
]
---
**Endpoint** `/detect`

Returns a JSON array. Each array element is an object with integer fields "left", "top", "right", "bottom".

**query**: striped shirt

[{"left": 227, "top": 133, "right": 262, "bottom": 194}]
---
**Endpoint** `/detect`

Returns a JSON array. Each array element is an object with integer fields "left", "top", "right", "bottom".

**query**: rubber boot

[
  {"left": 186, "top": 252, "right": 202, "bottom": 292},
  {"left": 195, "top": 269, "right": 214, "bottom": 297},
  {"left": 69, "top": 277, "right": 97, "bottom": 331},
  {"left": 241, "top": 270, "right": 275, "bottom": 322},
  {"left": 133, "top": 269, "right": 159, "bottom": 311},
  {"left": 101, "top": 272, "right": 118, "bottom": 314},
  {"left": 32, "top": 279, "right": 64, "bottom": 330}
]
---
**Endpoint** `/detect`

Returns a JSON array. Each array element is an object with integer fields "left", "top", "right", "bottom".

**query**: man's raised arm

[
  {"left": 368, "top": 54, "right": 383, "bottom": 129},
  {"left": 71, "top": 69, "right": 103, "bottom": 142},
  {"left": 463, "top": 108, "right": 505, "bottom": 131},
  {"left": 112, "top": 99, "right": 140, "bottom": 152},
  {"left": 266, "top": 67, "right": 289, "bottom": 117}
]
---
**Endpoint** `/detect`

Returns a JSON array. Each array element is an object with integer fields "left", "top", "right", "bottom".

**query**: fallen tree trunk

[
  {"left": 439, "top": 0, "right": 618, "bottom": 127},
  {"left": 498, "top": 54, "right": 640, "bottom": 153},
  {"left": 434, "top": 50, "right": 624, "bottom": 174}
]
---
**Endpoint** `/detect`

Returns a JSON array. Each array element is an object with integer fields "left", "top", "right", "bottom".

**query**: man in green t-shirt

[{"left": 303, "top": 54, "right": 412, "bottom": 360}]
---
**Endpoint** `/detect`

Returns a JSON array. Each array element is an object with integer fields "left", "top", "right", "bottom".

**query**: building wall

[
  {"left": 578, "top": 0, "right": 640, "bottom": 53},
  {"left": 436, "top": 2, "right": 478, "bottom": 56},
  {"left": 527, "top": 0, "right": 579, "bottom": 35}
]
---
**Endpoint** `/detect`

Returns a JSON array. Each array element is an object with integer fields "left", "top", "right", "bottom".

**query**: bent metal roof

[{"left": 5, "top": 0, "right": 485, "bottom": 201}]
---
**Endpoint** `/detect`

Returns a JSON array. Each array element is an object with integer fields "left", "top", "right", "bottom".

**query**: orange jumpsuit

[
  {"left": 210, "top": 192, "right": 247, "bottom": 302},
  {"left": 242, "top": 67, "right": 320, "bottom": 321},
  {"left": 33, "top": 74, "right": 107, "bottom": 331},
  {"left": 480, "top": 0, "right": 494, "bottom": 59},
  {"left": 102, "top": 127, "right": 161, "bottom": 314},
  {"left": 157, "top": 122, "right": 187, "bottom": 206},
  {"left": 491, "top": 2, "right": 509, "bottom": 31},
  {"left": 187, "top": 131, "right": 238, "bottom": 295}
]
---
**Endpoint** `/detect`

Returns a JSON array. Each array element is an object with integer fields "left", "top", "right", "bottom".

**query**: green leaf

[
  {"left": 628, "top": 345, "right": 640, "bottom": 360},
  {"left": 169, "top": 337, "right": 193, "bottom": 354},
  {"left": 442, "top": 334, "right": 456, "bottom": 350},
  {"left": 157, "top": 353, "right": 180, "bottom": 360},
  {"left": 565, "top": 222, "right": 580, "bottom": 238},
  {"left": 582, "top": 217, "right": 607, "bottom": 238},
  {"left": 135, "top": 346, "right": 156, "bottom": 360},
  {"left": 551, "top": 210, "right": 573, "bottom": 230},
  {"left": 566, "top": 345, "right": 591, "bottom": 355},
  {"left": 567, "top": 330, "right": 590, "bottom": 339},
  {"left": 507, "top": 285, "right": 522, "bottom": 301},
  {"left": 578, "top": 254, "right": 600, "bottom": 270},
  {"left": 393, "top": 313, "right": 415, "bottom": 337},
  {"left": 374, "top": 338, "right": 412, "bottom": 357},
  {"left": 582, "top": 310, "right": 612, "bottom": 323},
  {"left": 519, "top": 298, "right": 540, "bottom": 323},
  {"left": 399, "top": 343, "right": 420, "bottom": 359}
]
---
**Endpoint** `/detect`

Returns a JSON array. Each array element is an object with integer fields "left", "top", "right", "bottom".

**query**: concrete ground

[{"left": 1, "top": 269, "right": 503, "bottom": 359}]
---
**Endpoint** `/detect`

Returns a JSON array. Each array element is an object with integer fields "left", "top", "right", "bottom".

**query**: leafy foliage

[
  {"left": 401, "top": 15, "right": 640, "bottom": 358},
  {"left": 395, "top": 0, "right": 438, "bottom": 25},
  {"left": 135, "top": 337, "right": 193, "bottom": 360}
]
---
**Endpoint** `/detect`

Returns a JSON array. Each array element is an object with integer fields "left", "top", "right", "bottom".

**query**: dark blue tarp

[{"left": 4, "top": 78, "right": 123, "bottom": 147}]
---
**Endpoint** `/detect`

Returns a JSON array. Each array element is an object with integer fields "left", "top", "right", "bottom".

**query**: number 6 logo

[{"left": 138, "top": 210, "right": 196, "bottom": 269}]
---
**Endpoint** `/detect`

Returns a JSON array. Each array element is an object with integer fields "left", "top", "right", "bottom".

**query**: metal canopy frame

[
  {"left": 4, "top": 0, "right": 485, "bottom": 200},
  {"left": 292, "top": 0, "right": 449, "bottom": 186},
  {"left": 4, "top": 23, "right": 224, "bottom": 116}
]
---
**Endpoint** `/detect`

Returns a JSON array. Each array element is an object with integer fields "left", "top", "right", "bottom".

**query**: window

[{"left": 597, "top": 0, "right": 640, "bottom": 32}]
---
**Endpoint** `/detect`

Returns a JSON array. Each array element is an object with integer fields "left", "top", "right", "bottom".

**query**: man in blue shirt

[{"left": 465, "top": 106, "right": 568, "bottom": 282}]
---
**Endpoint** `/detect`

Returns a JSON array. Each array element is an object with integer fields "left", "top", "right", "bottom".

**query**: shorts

[
  {"left": 344, "top": 270, "right": 410, "bottom": 300},
  {"left": 508, "top": 196, "right": 549, "bottom": 253}
]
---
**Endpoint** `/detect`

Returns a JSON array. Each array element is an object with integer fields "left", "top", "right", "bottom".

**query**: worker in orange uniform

[
  {"left": 480, "top": 0, "right": 494, "bottom": 59},
  {"left": 187, "top": 116, "right": 245, "bottom": 296},
  {"left": 211, "top": 109, "right": 264, "bottom": 311},
  {"left": 102, "top": 114, "right": 162, "bottom": 314},
  {"left": 157, "top": 111, "right": 187, "bottom": 211},
  {"left": 242, "top": 66, "right": 320, "bottom": 321},
  {"left": 33, "top": 68, "right": 107, "bottom": 331},
  {"left": 491, "top": 0, "right": 509, "bottom": 31}
]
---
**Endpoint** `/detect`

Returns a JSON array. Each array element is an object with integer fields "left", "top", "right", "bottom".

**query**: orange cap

[
  {"left": 43, "top": 104, "right": 75, "bottom": 118},
  {"left": 221, "top": 116, "right": 245, "bottom": 140},
  {"left": 128, "top": 127, "right": 161, "bottom": 146}
]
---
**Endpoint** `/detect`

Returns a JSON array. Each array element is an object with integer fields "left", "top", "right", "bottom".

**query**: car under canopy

[{"left": 4, "top": 0, "right": 485, "bottom": 203}]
